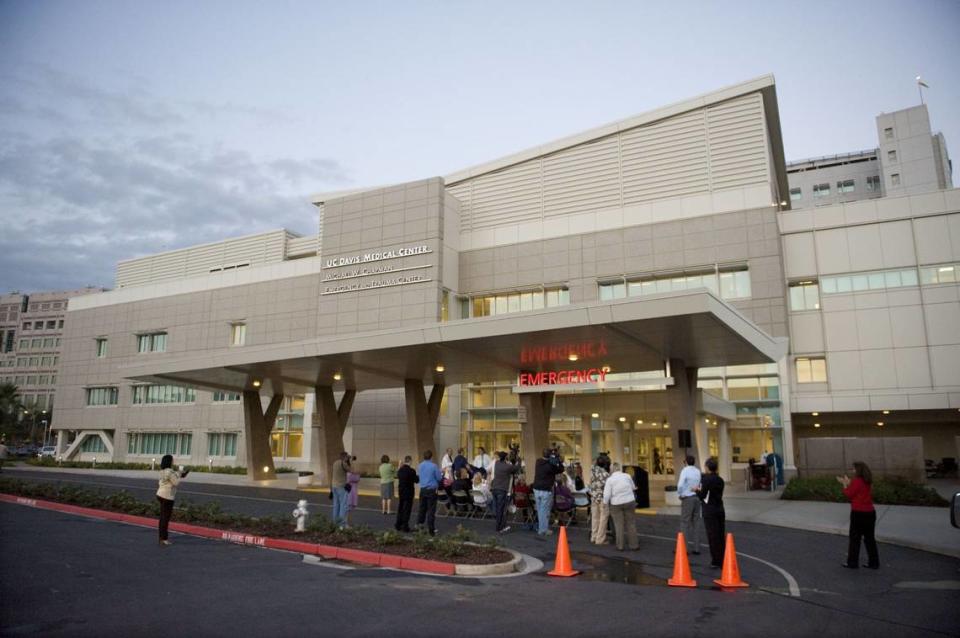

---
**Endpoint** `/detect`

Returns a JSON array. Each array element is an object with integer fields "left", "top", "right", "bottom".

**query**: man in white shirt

[
  {"left": 472, "top": 447, "right": 491, "bottom": 479},
  {"left": 676, "top": 455, "right": 703, "bottom": 555},
  {"left": 603, "top": 463, "right": 639, "bottom": 551}
]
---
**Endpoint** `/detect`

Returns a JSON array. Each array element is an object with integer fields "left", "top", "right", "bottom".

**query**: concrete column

[
  {"left": 612, "top": 422, "right": 624, "bottom": 465},
  {"left": 667, "top": 359, "right": 700, "bottom": 467},
  {"left": 580, "top": 415, "right": 592, "bottom": 464},
  {"left": 693, "top": 415, "right": 710, "bottom": 469},
  {"left": 242, "top": 391, "right": 283, "bottom": 481},
  {"left": 55, "top": 430, "right": 67, "bottom": 455},
  {"left": 311, "top": 386, "right": 356, "bottom": 486},
  {"left": 777, "top": 354, "right": 797, "bottom": 473},
  {"left": 519, "top": 391, "right": 553, "bottom": 463},
  {"left": 718, "top": 420, "right": 732, "bottom": 480},
  {"left": 405, "top": 379, "right": 444, "bottom": 461}
]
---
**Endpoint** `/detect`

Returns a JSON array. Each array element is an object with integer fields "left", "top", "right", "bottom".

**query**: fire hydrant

[{"left": 292, "top": 499, "right": 309, "bottom": 533}]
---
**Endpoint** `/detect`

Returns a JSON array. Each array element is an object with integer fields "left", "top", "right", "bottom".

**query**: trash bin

[{"left": 664, "top": 484, "right": 680, "bottom": 507}]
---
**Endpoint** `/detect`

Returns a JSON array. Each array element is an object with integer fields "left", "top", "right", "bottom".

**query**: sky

[{"left": 1, "top": 0, "right": 958, "bottom": 293}]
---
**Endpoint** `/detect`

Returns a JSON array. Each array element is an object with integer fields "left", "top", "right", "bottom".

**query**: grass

[{"left": 782, "top": 475, "right": 948, "bottom": 507}]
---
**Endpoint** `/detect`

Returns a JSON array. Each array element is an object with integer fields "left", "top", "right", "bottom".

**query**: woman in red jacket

[{"left": 837, "top": 461, "right": 879, "bottom": 569}]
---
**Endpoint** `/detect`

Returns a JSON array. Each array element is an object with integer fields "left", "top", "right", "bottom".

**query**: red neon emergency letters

[{"left": 517, "top": 368, "right": 608, "bottom": 387}]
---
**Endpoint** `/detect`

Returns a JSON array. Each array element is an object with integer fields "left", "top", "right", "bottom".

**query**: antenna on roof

[{"left": 916, "top": 75, "right": 929, "bottom": 105}]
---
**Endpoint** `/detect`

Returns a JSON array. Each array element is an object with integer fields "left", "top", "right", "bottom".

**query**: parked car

[
  {"left": 38, "top": 446, "right": 56, "bottom": 458},
  {"left": 16, "top": 445, "right": 38, "bottom": 458}
]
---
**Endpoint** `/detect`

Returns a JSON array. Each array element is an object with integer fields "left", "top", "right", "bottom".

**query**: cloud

[{"left": 0, "top": 66, "right": 352, "bottom": 293}]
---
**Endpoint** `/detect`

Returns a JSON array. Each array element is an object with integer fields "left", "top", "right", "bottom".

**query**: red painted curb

[{"left": 1, "top": 493, "right": 462, "bottom": 574}]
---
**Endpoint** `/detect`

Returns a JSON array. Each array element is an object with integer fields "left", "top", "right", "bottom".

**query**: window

[
  {"left": 789, "top": 281, "right": 820, "bottom": 311},
  {"left": 40, "top": 356, "right": 52, "bottom": 366},
  {"left": 599, "top": 282, "right": 626, "bottom": 300},
  {"left": 795, "top": 357, "right": 827, "bottom": 383},
  {"left": 22, "top": 323, "right": 30, "bottom": 330},
  {"left": 45, "top": 321, "right": 55, "bottom": 329},
  {"left": 86, "top": 387, "right": 118, "bottom": 406},
  {"left": 58, "top": 320, "right": 64, "bottom": 329},
  {"left": 79, "top": 436, "right": 108, "bottom": 453},
  {"left": 866, "top": 175, "right": 880, "bottom": 192},
  {"left": 42, "top": 338, "right": 54, "bottom": 348},
  {"left": 884, "top": 127, "right": 894, "bottom": 140},
  {"left": 137, "top": 332, "right": 167, "bottom": 353},
  {"left": 813, "top": 183, "right": 831, "bottom": 198},
  {"left": 920, "top": 263, "right": 959, "bottom": 284},
  {"left": 719, "top": 269, "right": 752, "bottom": 300},
  {"left": 789, "top": 187, "right": 802, "bottom": 202},
  {"left": 837, "top": 179, "right": 855, "bottom": 193},
  {"left": 95, "top": 338, "right": 108, "bottom": 358},
  {"left": 603, "top": 266, "right": 750, "bottom": 301},
  {"left": 132, "top": 384, "right": 196, "bottom": 405},
  {"left": 208, "top": 433, "right": 238, "bottom": 457},
  {"left": 887, "top": 150, "right": 897, "bottom": 163},
  {"left": 127, "top": 432, "right": 192, "bottom": 456},
  {"left": 821, "top": 267, "right": 918, "bottom": 294},
  {"left": 213, "top": 391, "right": 241, "bottom": 402},
  {"left": 30, "top": 338, "right": 40, "bottom": 348},
  {"left": 467, "top": 287, "right": 569, "bottom": 318},
  {"left": 891, "top": 173, "right": 901, "bottom": 187},
  {"left": 33, "top": 321, "right": 42, "bottom": 330},
  {"left": 18, "top": 339, "right": 28, "bottom": 349},
  {"left": 230, "top": 323, "right": 246, "bottom": 346}
]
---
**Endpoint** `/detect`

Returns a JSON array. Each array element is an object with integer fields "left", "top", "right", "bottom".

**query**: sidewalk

[{"left": 8, "top": 464, "right": 959, "bottom": 558}]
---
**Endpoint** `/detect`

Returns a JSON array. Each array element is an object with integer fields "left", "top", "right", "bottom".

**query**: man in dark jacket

[
  {"left": 532, "top": 448, "right": 564, "bottom": 537},
  {"left": 490, "top": 451, "right": 521, "bottom": 533},
  {"left": 696, "top": 456, "right": 726, "bottom": 568},
  {"left": 394, "top": 456, "right": 418, "bottom": 532}
]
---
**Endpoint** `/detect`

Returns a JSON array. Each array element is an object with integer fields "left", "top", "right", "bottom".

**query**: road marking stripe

[{"left": 637, "top": 533, "right": 801, "bottom": 598}]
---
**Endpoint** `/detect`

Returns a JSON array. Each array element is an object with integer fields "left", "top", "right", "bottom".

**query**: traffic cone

[
  {"left": 547, "top": 526, "right": 580, "bottom": 577},
  {"left": 713, "top": 533, "right": 748, "bottom": 588},
  {"left": 667, "top": 532, "right": 697, "bottom": 587}
]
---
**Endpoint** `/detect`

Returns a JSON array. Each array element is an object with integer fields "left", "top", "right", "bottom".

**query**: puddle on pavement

[{"left": 536, "top": 551, "right": 663, "bottom": 586}]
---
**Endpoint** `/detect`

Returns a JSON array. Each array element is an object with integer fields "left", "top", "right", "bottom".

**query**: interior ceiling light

[
  {"left": 435, "top": 364, "right": 445, "bottom": 373},
  {"left": 814, "top": 423, "right": 821, "bottom": 428},
  {"left": 333, "top": 373, "right": 342, "bottom": 381},
  {"left": 251, "top": 380, "right": 261, "bottom": 388},
  {"left": 663, "top": 423, "right": 670, "bottom": 429},
  {"left": 591, "top": 413, "right": 599, "bottom": 418},
  {"left": 601, "top": 365, "right": 611, "bottom": 373},
  {"left": 811, "top": 412, "right": 819, "bottom": 416},
  {"left": 618, "top": 416, "right": 626, "bottom": 422},
  {"left": 568, "top": 353, "right": 579, "bottom": 362},
  {"left": 636, "top": 419, "right": 643, "bottom": 424},
  {"left": 882, "top": 410, "right": 890, "bottom": 415},
  {"left": 876, "top": 422, "right": 884, "bottom": 427}
]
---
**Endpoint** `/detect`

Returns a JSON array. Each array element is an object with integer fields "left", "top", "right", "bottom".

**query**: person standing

[
  {"left": 696, "top": 457, "right": 726, "bottom": 568},
  {"left": 838, "top": 461, "right": 879, "bottom": 569},
  {"left": 603, "top": 463, "right": 639, "bottom": 551},
  {"left": 156, "top": 454, "right": 188, "bottom": 546},
  {"left": 394, "top": 456, "right": 418, "bottom": 532},
  {"left": 589, "top": 455, "right": 611, "bottom": 545},
  {"left": 532, "top": 448, "right": 564, "bottom": 537},
  {"left": 379, "top": 454, "right": 396, "bottom": 515},
  {"left": 472, "top": 446, "right": 491, "bottom": 479},
  {"left": 453, "top": 448, "right": 469, "bottom": 477},
  {"left": 417, "top": 450, "right": 443, "bottom": 536},
  {"left": 346, "top": 463, "right": 360, "bottom": 525},
  {"left": 440, "top": 448, "right": 454, "bottom": 481},
  {"left": 677, "top": 455, "right": 703, "bottom": 555},
  {"left": 491, "top": 451, "right": 521, "bottom": 533},
  {"left": 330, "top": 451, "right": 351, "bottom": 528}
]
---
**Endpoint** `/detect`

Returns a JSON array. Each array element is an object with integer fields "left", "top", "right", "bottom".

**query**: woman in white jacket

[{"left": 156, "top": 454, "right": 188, "bottom": 546}]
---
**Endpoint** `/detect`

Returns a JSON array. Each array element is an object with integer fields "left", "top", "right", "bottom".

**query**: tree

[{"left": 0, "top": 383, "right": 23, "bottom": 441}]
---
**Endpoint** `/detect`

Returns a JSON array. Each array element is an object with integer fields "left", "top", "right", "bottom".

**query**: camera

[{"left": 507, "top": 442, "right": 521, "bottom": 465}]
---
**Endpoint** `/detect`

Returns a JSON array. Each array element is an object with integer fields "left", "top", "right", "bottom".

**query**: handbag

[{"left": 344, "top": 483, "right": 352, "bottom": 493}]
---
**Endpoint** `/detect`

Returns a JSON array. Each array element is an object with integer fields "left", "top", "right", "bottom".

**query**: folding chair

[
  {"left": 450, "top": 490, "right": 473, "bottom": 517},
  {"left": 470, "top": 489, "right": 491, "bottom": 519}
]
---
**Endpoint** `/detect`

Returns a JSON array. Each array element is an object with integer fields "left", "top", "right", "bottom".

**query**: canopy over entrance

[{"left": 120, "top": 289, "right": 786, "bottom": 483}]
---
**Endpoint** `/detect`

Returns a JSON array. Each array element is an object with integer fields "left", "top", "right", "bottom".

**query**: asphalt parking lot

[{"left": 1, "top": 470, "right": 958, "bottom": 637}]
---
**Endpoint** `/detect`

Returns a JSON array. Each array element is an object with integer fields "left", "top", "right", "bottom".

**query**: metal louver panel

[
  {"left": 620, "top": 110, "right": 709, "bottom": 204},
  {"left": 542, "top": 135, "right": 620, "bottom": 218},
  {"left": 706, "top": 93, "right": 768, "bottom": 189},
  {"left": 469, "top": 161, "right": 542, "bottom": 230}
]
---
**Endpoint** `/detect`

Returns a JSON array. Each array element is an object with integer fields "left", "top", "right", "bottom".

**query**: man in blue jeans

[
  {"left": 531, "top": 447, "right": 564, "bottom": 537},
  {"left": 330, "top": 451, "right": 351, "bottom": 528},
  {"left": 417, "top": 450, "right": 443, "bottom": 536}
]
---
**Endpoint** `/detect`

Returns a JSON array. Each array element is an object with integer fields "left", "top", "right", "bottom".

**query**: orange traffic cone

[
  {"left": 547, "top": 526, "right": 580, "bottom": 577},
  {"left": 713, "top": 533, "right": 748, "bottom": 588},
  {"left": 667, "top": 532, "right": 697, "bottom": 587}
]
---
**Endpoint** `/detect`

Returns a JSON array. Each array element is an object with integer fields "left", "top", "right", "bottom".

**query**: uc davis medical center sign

[{"left": 321, "top": 244, "right": 433, "bottom": 295}]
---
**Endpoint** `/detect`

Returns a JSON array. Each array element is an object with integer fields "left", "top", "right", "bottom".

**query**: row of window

[
  {"left": 788, "top": 263, "right": 959, "bottom": 311},
  {"left": 16, "top": 392, "right": 53, "bottom": 410},
  {"left": 85, "top": 385, "right": 240, "bottom": 406},
  {"left": 127, "top": 432, "right": 193, "bottom": 456},
  {"left": 21, "top": 320, "right": 64, "bottom": 331},
  {"left": 460, "top": 288, "right": 570, "bottom": 319},
  {"left": 14, "top": 355, "right": 59, "bottom": 368},
  {"left": 95, "top": 324, "right": 247, "bottom": 359},
  {"left": 2, "top": 375, "right": 56, "bottom": 386},
  {"left": 18, "top": 337, "right": 61, "bottom": 350},
  {"left": 598, "top": 266, "right": 751, "bottom": 301},
  {"left": 790, "top": 176, "right": 881, "bottom": 201}
]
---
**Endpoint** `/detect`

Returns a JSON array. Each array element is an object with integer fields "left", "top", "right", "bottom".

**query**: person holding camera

[
  {"left": 589, "top": 454, "right": 611, "bottom": 545},
  {"left": 330, "top": 451, "right": 352, "bottom": 528},
  {"left": 156, "top": 454, "right": 188, "bottom": 546},
  {"left": 532, "top": 447, "right": 564, "bottom": 537}
]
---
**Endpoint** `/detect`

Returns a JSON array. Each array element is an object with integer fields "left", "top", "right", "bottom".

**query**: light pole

[{"left": 41, "top": 410, "right": 49, "bottom": 446}]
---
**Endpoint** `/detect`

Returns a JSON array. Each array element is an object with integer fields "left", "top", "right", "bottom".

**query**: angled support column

[
  {"left": 580, "top": 415, "right": 592, "bottom": 464},
  {"left": 519, "top": 391, "right": 553, "bottom": 464},
  {"left": 667, "top": 359, "right": 704, "bottom": 469},
  {"left": 242, "top": 391, "right": 283, "bottom": 481},
  {"left": 312, "top": 386, "right": 356, "bottom": 486},
  {"left": 405, "top": 379, "right": 444, "bottom": 460}
]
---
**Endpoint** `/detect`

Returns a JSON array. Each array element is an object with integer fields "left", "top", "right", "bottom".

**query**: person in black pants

[
  {"left": 394, "top": 455, "right": 418, "bottom": 532},
  {"left": 696, "top": 456, "right": 726, "bottom": 568},
  {"left": 838, "top": 461, "right": 879, "bottom": 569}
]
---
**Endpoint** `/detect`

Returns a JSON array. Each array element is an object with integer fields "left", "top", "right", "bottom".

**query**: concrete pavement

[{"left": 8, "top": 463, "right": 959, "bottom": 558}]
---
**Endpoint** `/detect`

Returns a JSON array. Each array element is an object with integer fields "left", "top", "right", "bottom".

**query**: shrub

[
  {"left": 24, "top": 457, "right": 296, "bottom": 475},
  {"left": 783, "top": 475, "right": 948, "bottom": 507}
]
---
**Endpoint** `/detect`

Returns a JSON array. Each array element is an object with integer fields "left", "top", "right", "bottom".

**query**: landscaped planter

[{"left": 297, "top": 471, "right": 315, "bottom": 487}]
